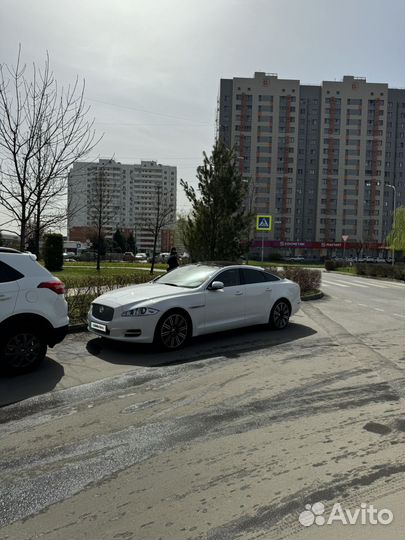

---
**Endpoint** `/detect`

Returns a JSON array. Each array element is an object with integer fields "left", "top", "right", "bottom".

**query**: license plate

[{"left": 91, "top": 322, "right": 107, "bottom": 332}]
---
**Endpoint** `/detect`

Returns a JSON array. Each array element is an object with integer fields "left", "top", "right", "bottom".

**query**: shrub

[
  {"left": 394, "top": 265, "right": 405, "bottom": 281},
  {"left": 277, "top": 267, "right": 321, "bottom": 294},
  {"left": 355, "top": 263, "right": 405, "bottom": 280},
  {"left": 64, "top": 273, "right": 154, "bottom": 324},
  {"left": 266, "top": 252, "right": 284, "bottom": 262},
  {"left": 43, "top": 233, "right": 64, "bottom": 272},
  {"left": 324, "top": 259, "right": 337, "bottom": 271}
]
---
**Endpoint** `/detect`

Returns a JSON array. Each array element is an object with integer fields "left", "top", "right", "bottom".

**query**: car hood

[{"left": 93, "top": 282, "right": 193, "bottom": 308}]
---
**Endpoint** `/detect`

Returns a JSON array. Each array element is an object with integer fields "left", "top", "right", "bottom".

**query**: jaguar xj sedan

[{"left": 88, "top": 263, "right": 301, "bottom": 350}]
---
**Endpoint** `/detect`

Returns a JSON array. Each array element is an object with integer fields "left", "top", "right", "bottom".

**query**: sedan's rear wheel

[
  {"left": 270, "top": 300, "right": 291, "bottom": 330},
  {"left": 0, "top": 329, "right": 47, "bottom": 375},
  {"left": 155, "top": 311, "right": 190, "bottom": 350}
]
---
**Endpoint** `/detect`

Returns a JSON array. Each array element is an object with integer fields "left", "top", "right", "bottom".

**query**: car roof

[
  {"left": 0, "top": 247, "right": 22, "bottom": 253},
  {"left": 195, "top": 261, "right": 265, "bottom": 270},
  {"left": 0, "top": 251, "right": 50, "bottom": 275}
]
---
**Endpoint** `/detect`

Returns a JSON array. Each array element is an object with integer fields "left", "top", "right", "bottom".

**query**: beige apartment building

[
  {"left": 68, "top": 159, "right": 177, "bottom": 253},
  {"left": 218, "top": 72, "right": 405, "bottom": 255}
]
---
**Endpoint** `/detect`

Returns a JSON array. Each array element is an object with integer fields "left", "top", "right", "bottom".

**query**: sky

[{"left": 0, "top": 0, "right": 404, "bottom": 225}]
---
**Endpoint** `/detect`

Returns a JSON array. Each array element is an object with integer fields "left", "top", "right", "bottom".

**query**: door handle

[
  {"left": 0, "top": 295, "right": 11, "bottom": 301},
  {"left": 235, "top": 291, "right": 243, "bottom": 296},
  {"left": 265, "top": 288, "right": 272, "bottom": 292}
]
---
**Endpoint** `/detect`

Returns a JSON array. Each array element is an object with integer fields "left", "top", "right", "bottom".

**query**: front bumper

[{"left": 87, "top": 313, "right": 158, "bottom": 343}]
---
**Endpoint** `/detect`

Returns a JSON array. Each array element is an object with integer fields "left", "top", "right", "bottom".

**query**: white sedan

[{"left": 88, "top": 263, "right": 301, "bottom": 350}]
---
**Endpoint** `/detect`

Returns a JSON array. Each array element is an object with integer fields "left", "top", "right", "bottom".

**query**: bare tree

[
  {"left": 0, "top": 46, "right": 100, "bottom": 251},
  {"left": 140, "top": 184, "right": 175, "bottom": 274},
  {"left": 87, "top": 168, "right": 115, "bottom": 271}
]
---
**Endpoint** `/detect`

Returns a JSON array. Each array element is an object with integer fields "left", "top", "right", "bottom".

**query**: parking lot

[{"left": 0, "top": 272, "right": 404, "bottom": 539}]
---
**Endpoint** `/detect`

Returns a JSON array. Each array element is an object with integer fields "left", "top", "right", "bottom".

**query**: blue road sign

[{"left": 256, "top": 215, "right": 272, "bottom": 231}]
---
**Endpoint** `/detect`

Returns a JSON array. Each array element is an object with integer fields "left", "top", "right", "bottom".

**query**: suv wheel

[{"left": 0, "top": 329, "right": 47, "bottom": 375}]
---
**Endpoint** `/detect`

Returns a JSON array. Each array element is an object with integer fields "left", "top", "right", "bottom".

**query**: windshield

[{"left": 155, "top": 264, "right": 218, "bottom": 288}]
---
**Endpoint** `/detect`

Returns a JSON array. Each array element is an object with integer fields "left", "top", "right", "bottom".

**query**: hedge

[
  {"left": 65, "top": 273, "right": 154, "bottom": 324},
  {"left": 355, "top": 263, "right": 404, "bottom": 281},
  {"left": 276, "top": 267, "right": 321, "bottom": 294},
  {"left": 64, "top": 266, "right": 323, "bottom": 325}
]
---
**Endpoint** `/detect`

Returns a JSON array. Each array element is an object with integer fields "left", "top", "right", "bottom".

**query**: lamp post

[{"left": 385, "top": 184, "right": 397, "bottom": 266}]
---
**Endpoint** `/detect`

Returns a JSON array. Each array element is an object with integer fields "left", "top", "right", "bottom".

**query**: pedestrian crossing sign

[{"left": 256, "top": 215, "right": 272, "bottom": 231}]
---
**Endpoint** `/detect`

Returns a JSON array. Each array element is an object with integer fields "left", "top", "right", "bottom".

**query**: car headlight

[{"left": 121, "top": 307, "right": 160, "bottom": 317}]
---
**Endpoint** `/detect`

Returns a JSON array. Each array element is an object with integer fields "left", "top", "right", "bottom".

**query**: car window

[
  {"left": 263, "top": 271, "right": 280, "bottom": 282},
  {"left": 0, "top": 260, "right": 24, "bottom": 283},
  {"left": 242, "top": 268, "right": 266, "bottom": 284},
  {"left": 242, "top": 268, "right": 280, "bottom": 284},
  {"left": 215, "top": 269, "right": 240, "bottom": 287},
  {"left": 156, "top": 265, "right": 218, "bottom": 288}
]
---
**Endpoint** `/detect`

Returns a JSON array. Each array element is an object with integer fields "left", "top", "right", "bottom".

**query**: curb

[{"left": 301, "top": 291, "right": 324, "bottom": 301}]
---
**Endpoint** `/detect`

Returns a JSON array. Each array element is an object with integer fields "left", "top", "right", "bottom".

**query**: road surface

[{"left": 0, "top": 272, "right": 404, "bottom": 540}]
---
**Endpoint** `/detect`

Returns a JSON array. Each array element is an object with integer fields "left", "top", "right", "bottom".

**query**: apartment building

[
  {"left": 68, "top": 159, "right": 177, "bottom": 253},
  {"left": 218, "top": 72, "right": 405, "bottom": 254}
]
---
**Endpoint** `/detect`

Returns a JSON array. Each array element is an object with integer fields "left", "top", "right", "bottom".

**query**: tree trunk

[
  {"left": 150, "top": 230, "right": 158, "bottom": 275},
  {"left": 34, "top": 206, "right": 41, "bottom": 257},
  {"left": 20, "top": 209, "right": 26, "bottom": 251}
]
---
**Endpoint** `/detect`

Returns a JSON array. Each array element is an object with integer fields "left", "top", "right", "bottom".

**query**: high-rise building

[
  {"left": 218, "top": 72, "right": 405, "bottom": 255},
  {"left": 68, "top": 159, "right": 177, "bottom": 253}
]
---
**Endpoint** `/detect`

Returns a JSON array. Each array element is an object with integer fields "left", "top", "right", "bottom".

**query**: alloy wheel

[
  {"left": 4, "top": 333, "right": 42, "bottom": 368},
  {"left": 160, "top": 313, "right": 188, "bottom": 349},
  {"left": 272, "top": 301, "right": 290, "bottom": 329}
]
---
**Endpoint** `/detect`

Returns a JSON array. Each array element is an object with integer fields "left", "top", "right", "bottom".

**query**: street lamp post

[{"left": 385, "top": 184, "right": 397, "bottom": 266}]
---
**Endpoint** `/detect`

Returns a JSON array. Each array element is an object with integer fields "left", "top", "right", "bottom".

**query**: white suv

[{"left": 0, "top": 248, "right": 69, "bottom": 375}]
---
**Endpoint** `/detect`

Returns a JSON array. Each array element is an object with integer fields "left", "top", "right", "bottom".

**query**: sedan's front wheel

[
  {"left": 270, "top": 300, "right": 291, "bottom": 330},
  {"left": 155, "top": 311, "right": 190, "bottom": 350}
]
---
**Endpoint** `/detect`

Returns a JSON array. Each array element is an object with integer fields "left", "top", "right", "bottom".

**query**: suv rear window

[{"left": 0, "top": 261, "right": 24, "bottom": 282}]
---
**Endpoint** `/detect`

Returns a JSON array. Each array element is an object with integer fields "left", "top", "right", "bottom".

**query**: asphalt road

[{"left": 0, "top": 272, "right": 404, "bottom": 540}]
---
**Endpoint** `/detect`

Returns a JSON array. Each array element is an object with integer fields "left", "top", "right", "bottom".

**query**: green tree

[
  {"left": 43, "top": 233, "right": 63, "bottom": 272},
  {"left": 89, "top": 232, "right": 107, "bottom": 260},
  {"left": 126, "top": 232, "right": 136, "bottom": 253},
  {"left": 112, "top": 228, "right": 126, "bottom": 252},
  {"left": 386, "top": 206, "right": 405, "bottom": 251},
  {"left": 180, "top": 140, "right": 250, "bottom": 261}
]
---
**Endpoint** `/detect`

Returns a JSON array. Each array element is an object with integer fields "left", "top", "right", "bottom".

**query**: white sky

[{"left": 1, "top": 0, "right": 404, "bottom": 223}]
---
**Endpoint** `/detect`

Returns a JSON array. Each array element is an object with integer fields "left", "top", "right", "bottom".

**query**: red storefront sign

[{"left": 252, "top": 240, "right": 386, "bottom": 250}]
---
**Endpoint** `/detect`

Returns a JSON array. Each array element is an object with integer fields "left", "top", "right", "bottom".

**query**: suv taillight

[{"left": 38, "top": 281, "right": 65, "bottom": 294}]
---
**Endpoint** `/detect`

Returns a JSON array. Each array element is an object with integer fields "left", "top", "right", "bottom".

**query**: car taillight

[{"left": 38, "top": 281, "right": 65, "bottom": 294}]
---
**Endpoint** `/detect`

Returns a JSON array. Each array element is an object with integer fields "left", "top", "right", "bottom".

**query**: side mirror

[{"left": 209, "top": 281, "right": 224, "bottom": 290}]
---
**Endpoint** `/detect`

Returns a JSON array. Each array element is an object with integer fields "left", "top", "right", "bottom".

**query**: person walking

[{"left": 167, "top": 247, "right": 179, "bottom": 272}]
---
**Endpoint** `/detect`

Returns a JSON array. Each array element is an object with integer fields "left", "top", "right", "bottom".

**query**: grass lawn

[
  {"left": 54, "top": 265, "right": 159, "bottom": 282},
  {"left": 63, "top": 261, "right": 167, "bottom": 269}
]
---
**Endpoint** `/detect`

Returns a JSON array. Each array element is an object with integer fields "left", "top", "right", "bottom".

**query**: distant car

[
  {"left": 63, "top": 252, "right": 76, "bottom": 259},
  {"left": 88, "top": 263, "right": 301, "bottom": 351},
  {"left": 135, "top": 253, "right": 148, "bottom": 262},
  {"left": 0, "top": 248, "right": 69, "bottom": 375},
  {"left": 159, "top": 252, "right": 170, "bottom": 263},
  {"left": 122, "top": 252, "right": 135, "bottom": 261}
]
